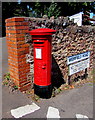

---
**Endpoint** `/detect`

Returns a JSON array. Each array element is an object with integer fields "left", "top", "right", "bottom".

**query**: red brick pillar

[{"left": 5, "top": 17, "right": 31, "bottom": 91}]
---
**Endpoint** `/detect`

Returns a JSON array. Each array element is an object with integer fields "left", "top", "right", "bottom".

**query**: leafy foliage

[
  {"left": 44, "top": 2, "right": 61, "bottom": 18},
  {"left": 4, "top": 72, "right": 10, "bottom": 80},
  {"left": 31, "top": 2, "right": 41, "bottom": 17},
  {"left": 14, "top": 85, "right": 18, "bottom": 90},
  {"left": 2, "top": 2, "right": 95, "bottom": 18},
  {"left": 2, "top": 2, "right": 95, "bottom": 36}
]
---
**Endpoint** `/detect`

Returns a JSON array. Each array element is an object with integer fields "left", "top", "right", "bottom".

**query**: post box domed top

[{"left": 29, "top": 28, "right": 56, "bottom": 36}]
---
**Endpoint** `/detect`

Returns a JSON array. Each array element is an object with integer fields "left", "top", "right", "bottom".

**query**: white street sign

[
  {"left": 69, "top": 58, "right": 90, "bottom": 75},
  {"left": 67, "top": 51, "right": 90, "bottom": 65}
]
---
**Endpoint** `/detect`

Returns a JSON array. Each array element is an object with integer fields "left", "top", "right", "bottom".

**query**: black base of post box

[{"left": 34, "top": 84, "right": 52, "bottom": 99}]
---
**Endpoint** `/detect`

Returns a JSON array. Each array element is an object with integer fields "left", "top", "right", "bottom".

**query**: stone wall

[
  {"left": 26, "top": 17, "right": 94, "bottom": 86},
  {"left": 5, "top": 17, "right": 94, "bottom": 91}
]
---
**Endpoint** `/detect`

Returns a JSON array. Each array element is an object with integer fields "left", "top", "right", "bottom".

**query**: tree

[
  {"left": 44, "top": 2, "right": 61, "bottom": 18},
  {"left": 33, "top": 2, "right": 42, "bottom": 17},
  {"left": 27, "top": 2, "right": 61, "bottom": 18},
  {"left": 13, "top": 2, "right": 29, "bottom": 17},
  {"left": 59, "top": 2, "right": 95, "bottom": 16},
  {"left": 2, "top": 2, "right": 18, "bottom": 36},
  {"left": 2, "top": 2, "right": 95, "bottom": 36}
]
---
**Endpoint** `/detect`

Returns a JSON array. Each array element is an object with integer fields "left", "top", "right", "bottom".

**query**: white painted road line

[
  {"left": 11, "top": 102, "right": 40, "bottom": 118},
  {"left": 76, "top": 114, "right": 89, "bottom": 120},
  {"left": 46, "top": 106, "right": 60, "bottom": 119}
]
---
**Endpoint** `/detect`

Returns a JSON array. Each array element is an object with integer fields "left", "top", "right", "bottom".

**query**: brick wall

[{"left": 5, "top": 17, "right": 31, "bottom": 91}]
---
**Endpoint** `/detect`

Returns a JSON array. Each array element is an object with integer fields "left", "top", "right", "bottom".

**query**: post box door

[{"left": 34, "top": 40, "right": 51, "bottom": 86}]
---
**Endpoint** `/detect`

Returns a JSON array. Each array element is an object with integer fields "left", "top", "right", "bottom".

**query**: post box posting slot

[{"left": 34, "top": 42, "right": 44, "bottom": 44}]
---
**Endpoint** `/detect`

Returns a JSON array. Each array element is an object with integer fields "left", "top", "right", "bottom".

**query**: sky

[{"left": 17, "top": 0, "right": 21, "bottom": 4}]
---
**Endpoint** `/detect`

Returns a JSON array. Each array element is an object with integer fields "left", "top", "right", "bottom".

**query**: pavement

[
  {"left": 1, "top": 37, "right": 94, "bottom": 119},
  {"left": 2, "top": 82, "right": 93, "bottom": 119}
]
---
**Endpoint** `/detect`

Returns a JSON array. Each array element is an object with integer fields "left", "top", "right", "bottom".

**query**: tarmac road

[
  {"left": 1, "top": 37, "right": 8, "bottom": 119},
  {"left": 1, "top": 37, "right": 8, "bottom": 76},
  {"left": 2, "top": 82, "right": 93, "bottom": 119},
  {"left": 1, "top": 37, "right": 93, "bottom": 119}
]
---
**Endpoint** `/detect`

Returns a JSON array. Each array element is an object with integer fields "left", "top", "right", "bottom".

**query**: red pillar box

[{"left": 29, "top": 28, "right": 56, "bottom": 98}]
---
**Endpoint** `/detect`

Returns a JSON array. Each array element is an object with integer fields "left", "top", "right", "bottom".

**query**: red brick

[
  {"left": 21, "top": 44, "right": 29, "bottom": 48},
  {"left": 16, "top": 37, "right": 25, "bottom": 41},
  {"left": 11, "top": 62, "right": 18, "bottom": 66},
  {"left": 8, "top": 62, "right": 19, "bottom": 68},
  {"left": 5, "top": 17, "right": 25, "bottom": 23},
  {"left": 19, "top": 67, "right": 30, "bottom": 72},
  {"left": 19, "top": 83, "right": 31, "bottom": 92},
  {"left": 9, "top": 66, "right": 19, "bottom": 71},
  {"left": 18, "top": 63, "right": 30, "bottom": 68},
  {"left": 20, "top": 81, "right": 31, "bottom": 87},
  {"left": 17, "top": 48, "right": 29, "bottom": 53},
  {"left": 17, "top": 54, "right": 26, "bottom": 59},
  {"left": 18, "top": 67, "right": 27, "bottom": 72},
  {"left": 17, "top": 41, "right": 25, "bottom": 45},
  {"left": 6, "top": 21, "right": 28, "bottom": 26},
  {"left": 7, "top": 42, "right": 17, "bottom": 46},
  {"left": 19, "top": 68, "right": 30, "bottom": 73},
  {"left": 10, "top": 75, "right": 19, "bottom": 81},
  {"left": 7, "top": 47, "right": 17, "bottom": 51},
  {"left": 10, "top": 72, "right": 19, "bottom": 79},
  {"left": 14, "top": 26, "right": 29, "bottom": 30},
  {"left": 6, "top": 26, "right": 29, "bottom": 30},
  {"left": 16, "top": 26, "right": 29, "bottom": 30},
  {"left": 18, "top": 58, "right": 26, "bottom": 62},
  {"left": 6, "top": 33, "right": 25, "bottom": 38},
  {"left": 12, "top": 17, "right": 25, "bottom": 22},
  {"left": 17, "top": 47, "right": 25, "bottom": 52},
  {"left": 17, "top": 49, "right": 29, "bottom": 56},
  {"left": 18, "top": 72, "right": 30, "bottom": 77},
  {"left": 8, "top": 51, "right": 18, "bottom": 56},
  {"left": 9, "top": 68, "right": 17, "bottom": 73},
  {"left": 6, "top": 22, "right": 20, "bottom": 26},
  {"left": 26, "top": 68, "right": 30, "bottom": 72},
  {"left": 8, "top": 54, "right": 18, "bottom": 59},
  {"left": 6, "top": 30, "right": 16, "bottom": 34},
  {"left": 9, "top": 64, "right": 30, "bottom": 73},
  {"left": 19, "top": 75, "right": 27, "bottom": 80},
  {"left": 19, "top": 80, "right": 29, "bottom": 85},
  {"left": 21, "top": 22, "right": 29, "bottom": 26},
  {"left": 7, "top": 44, "right": 17, "bottom": 49},
  {"left": 10, "top": 74, "right": 26, "bottom": 81},
  {"left": 14, "top": 80, "right": 20, "bottom": 86},
  {"left": 7, "top": 41, "right": 17, "bottom": 45},
  {"left": 18, "top": 61, "right": 27, "bottom": 68},
  {"left": 6, "top": 30, "right": 29, "bottom": 34}
]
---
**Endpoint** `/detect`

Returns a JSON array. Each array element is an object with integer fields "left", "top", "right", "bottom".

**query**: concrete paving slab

[
  {"left": 76, "top": 114, "right": 89, "bottom": 119},
  {"left": 46, "top": 106, "right": 60, "bottom": 118},
  {"left": 11, "top": 102, "right": 40, "bottom": 118}
]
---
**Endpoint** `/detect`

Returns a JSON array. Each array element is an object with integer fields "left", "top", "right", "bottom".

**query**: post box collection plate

[{"left": 35, "top": 48, "right": 42, "bottom": 59}]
